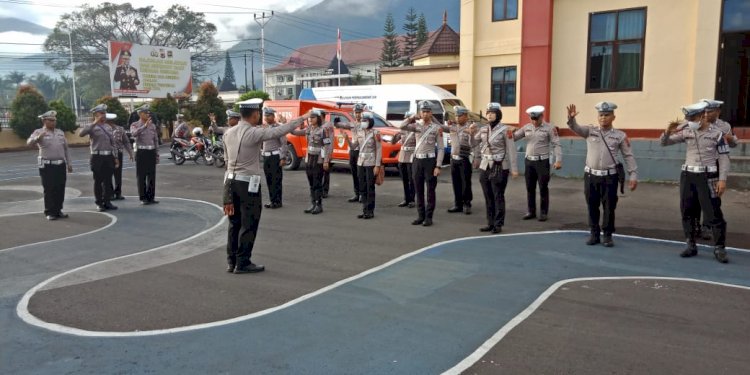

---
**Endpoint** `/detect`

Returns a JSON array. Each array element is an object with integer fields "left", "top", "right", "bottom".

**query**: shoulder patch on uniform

[
  {"left": 624, "top": 136, "right": 630, "bottom": 147},
  {"left": 552, "top": 127, "right": 559, "bottom": 136},
  {"left": 507, "top": 129, "right": 513, "bottom": 138},
  {"left": 375, "top": 132, "right": 381, "bottom": 141}
]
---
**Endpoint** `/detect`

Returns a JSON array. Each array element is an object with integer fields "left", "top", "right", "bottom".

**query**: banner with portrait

[{"left": 108, "top": 41, "right": 192, "bottom": 98}]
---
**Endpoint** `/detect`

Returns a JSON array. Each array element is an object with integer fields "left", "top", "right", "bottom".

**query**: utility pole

[
  {"left": 251, "top": 50, "right": 256, "bottom": 90},
  {"left": 244, "top": 52, "right": 248, "bottom": 92},
  {"left": 254, "top": 11, "right": 274, "bottom": 93},
  {"left": 67, "top": 30, "right": 78, "bottom": 117}
]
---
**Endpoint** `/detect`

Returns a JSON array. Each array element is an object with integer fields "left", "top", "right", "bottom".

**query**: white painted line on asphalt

[
  {"left": 14, "top": 230, "right": 750, "bottom": 337},
  {"left": 0, "top": 212, "right": 117, "bottom": 254},
  {"left": 441, "top": 276, "right": 750, "bottom": 375}
]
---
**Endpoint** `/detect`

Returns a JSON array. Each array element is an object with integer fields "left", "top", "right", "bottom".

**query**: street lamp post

[{"left": 67, "top": 31, "right": 78, "bottom": 117}]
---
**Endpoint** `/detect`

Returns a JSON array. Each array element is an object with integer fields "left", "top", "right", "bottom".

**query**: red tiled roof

[
  {"left": 268, "top": 37, "right": 391, "bottom": 72},
  {"left": 411, "top": 23, "right": 459, "bottom": 60}
]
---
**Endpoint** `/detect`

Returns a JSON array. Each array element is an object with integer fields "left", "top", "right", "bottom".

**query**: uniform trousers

[
  {"left": 398, "top": 162, "right": 415, "bottom": 203},
  {"left": 450, "top": 156, "right": 473, "bottom": 208},
  {"left": 263, "top": 154, "right": 283, "bottom": 205},
  {"left": 679, "top": 171, "right": 726, "bottom": 247},
  {"left": 39, "top": 163, "right": 66, "bottom": 216},
  {"left": 323, "top": 166, "right": 331, "bottom": 195},
  {"left": 226, "top": 180, "right": 262, "bottom": 268},
  {"left": 357, "top": 165, "right": 376, "bottom": 215},
  {"left": 350, "top": 150, "right": 361, "bottom": 196},
  {"left": 479, "top": 165, "right": 509, "bottom": 228},
  {"left": 306, "top": 154, "right": 325, "bottom": 202},
  {"left": 90, "top": 154, "right": 115, "bottom": 206},
  {"left": 113, "top": 151, "right": 124, "bottom": 197},
  {"left": 413, "top": 157, "right": 437, "bottom": 219},
  {"left": 584, "top": 172, "right": 619, "bottom": 235},
  {"left": 135, "top": 149, "right": 157, "bottom": 201},
  {"left": 525, "top": 158, "right": 551, "bottom": 215}
]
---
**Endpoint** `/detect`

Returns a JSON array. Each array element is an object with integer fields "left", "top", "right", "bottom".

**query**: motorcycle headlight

[{"left": 381, "top": 134, "right": 393, "bottom": 143}]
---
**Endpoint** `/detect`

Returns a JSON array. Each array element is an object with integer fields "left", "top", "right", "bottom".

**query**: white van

[{"left": 298, "top": 84, "right": 467, "bottom": 126}]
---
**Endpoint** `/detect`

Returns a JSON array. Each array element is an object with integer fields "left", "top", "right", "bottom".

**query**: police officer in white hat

[
  {"left": 261, "top": 106, "right": 288, "bottom": 209},
  {"left": 702, "top": 99, "right": 738, "bottom": 148},
  {"left": 27, "top": 110, "right": 72, "bottom": 220},
  {"left": 471, "top": 103, "right": 518, "bottom": 233},
  {"left": 440, "top": 105, "right": 478, "bottom": 215},
  {"left": 513, "top": 105, "right": 562, "bottom": 221},
  {"left": 333, "top": 103, "right": 367, "bottom": 202},
  {"left": 566, "top": 102, "right": 638, "bottom": 247},
  {"left": 399, "top": 101, "right": 445, "bottom": 226},
  {"left": 290, "top": 108, "right": 332, "bottom": 214},
  {"left": 222, "top": 98, "right": 308, "bottom": 273},
  {"left": 130, "top": 104, "right": 160, "bottom": 205},
  {"left": 80, "top": 103, "right": 119, "bottom": 212},
  {"left": 390, "top": 111, "right": 417, "bottom": 208},
  {"left": 661, "top": 102, "right": 730, "bottom": 263},
  {"left": 209, "top": 109, "right": 241, "bottom": 135},
  {"left": 106, "top": 112, "right": 133, "bottom": 200}
]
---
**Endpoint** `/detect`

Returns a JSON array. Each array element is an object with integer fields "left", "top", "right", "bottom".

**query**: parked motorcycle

[{"left": 170, "top": 128, "right": 214, "bottom": 165}]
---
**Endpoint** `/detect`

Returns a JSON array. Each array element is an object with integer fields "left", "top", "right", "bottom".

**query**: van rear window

[{"left": 386, "top": 101, "right": 410, "bottom": 121}]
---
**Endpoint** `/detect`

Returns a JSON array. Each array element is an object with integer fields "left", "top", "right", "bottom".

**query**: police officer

[
  {"left": 399, "top": 101, "right": 445, "bottom": 227},
  {"left": 661, "top": 102, "right": 730, "bottom": 263},
  {"left": 107, "top": 113, "right": 133, "bottom": 200},
  {"left": 566, "top": 102, "right": 638, "bottom": 247},
  {"left": 113, "top": 50, "right": 139, "bottom": 90},
  {"left": 27, "top": 110, "right": 72, "bottom": 220},
  {"left": 172, "top": 114, "right": 189, "bottom": 141},
  {"left": 321, "top": 116, "right": 335, "bottom": 198},
  {"left": 441, "top": 106, "right": 477, "bottom": 215},
  {"left": 702, "top": 99, "right": 738, "bottom": 147},
  {"left": 261, "top": 107, "right": 288, "bottom": 209},
  {"left": 209, "top": 110, "right": 240, "bottom": 135},
  {"left": 513, "top": 105, "right": 562, "bottom": 221},
  {"left": 471, "top": 103, "right": 518, "bottom": 234},
  {"left": 390, "top": 111, "right": 416, "bottom": 208},
  {"left": 223, "top": 98, "right": 307, "bottom": 273},
  {"left": 343, "top": 112, "right": 382, "bottom": 218},
  {"left": 130, "top": 104, "right": 160, "bottom": 205},
  {"left": 80, "top": 104, "right": 119, "bottom": 212},
  {"left": 334, "top": 103, "right": 366, "bottom": 203},
  {"left": 291, "top": 109, "right": 332, "bottom": 214}
]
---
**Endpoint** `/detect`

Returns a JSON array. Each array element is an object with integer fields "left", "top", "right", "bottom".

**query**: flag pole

[{"left": 337, "top": 28, "right": 341, "bottom": 87}]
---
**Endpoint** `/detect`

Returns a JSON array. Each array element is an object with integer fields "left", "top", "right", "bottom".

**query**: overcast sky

[{"left": 0, "top": 0, "right": 327, "bottom": 55}]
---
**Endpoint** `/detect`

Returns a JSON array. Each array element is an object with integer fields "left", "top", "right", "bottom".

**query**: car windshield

[{"left": 349, "top": 111, "right": 393, "bottom": 128}]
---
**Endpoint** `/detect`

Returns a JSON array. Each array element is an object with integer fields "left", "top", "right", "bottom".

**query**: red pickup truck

[{"left": 265, "top": 100, "right": 402, "bottom": 170}]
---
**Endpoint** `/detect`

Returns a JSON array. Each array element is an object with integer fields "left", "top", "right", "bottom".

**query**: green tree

[
  {"left": 43, "top": 3, "right": 219, "bottom": 76},
  {"left": 191, "top": 81, "right": 226, "bottom": 126},
  {"left": 151, "top": 93, "right": 179, "bottom": 129},
  {"left": 219, "top": 51, "right": 237, "bottom": 91},
  {"left": 401, "top": 7, "right": 418, "bottom": 66},
  {"left": 29, "top": 73, "right": 58, "bottom": 101},
  {"left": 7, "top": 71, "right": 26, "bottom": 88},
  {"left": 416, "top": 13, "right": 428, "bottom": 48},
  {"left": 94, "top": 96, "right": 129, "bottom": 127},
  {"left": 9, "top": 85, "right": 49, "bottom": 139},
  {"left": 232, "top": 90, "right": 270, "bottom": 111},
  {"left": 381, "top": 13, "right": 401, "bottom": 68},
  {"left": 78, "top": 69, "right": 112, "bottom": 112},
  {"left": 48, "top": 99, "right": 77, "bottom": 133}
]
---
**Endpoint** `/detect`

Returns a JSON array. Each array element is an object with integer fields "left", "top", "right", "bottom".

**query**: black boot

[
  {"left": 304, "top": 201, "right": 315, "bottom": 213},
  {"left": 348, "top": 194, "right": 360, "bottom": 203},
  {"left": 311, "top": 200, "right": 323, "bottom": 215},
  {"left": 713, "top": 246, "right": 728, "bottom": 263},
  {"left": 602, "top": 234, "right": 614, "bottom": 247},
  {"left": 586, "top": 232, "right": 601, "bottom": 245},
  {"left": 479, "top": 225, "right": 494, "bottom": 232},
  {"left": 680, "top": 239, "right": 698, "bottom": 258}
]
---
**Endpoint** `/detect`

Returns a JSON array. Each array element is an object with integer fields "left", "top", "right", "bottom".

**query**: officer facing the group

[
  {"left": 172, "top": 114, "right": 189, "bottom": 141},
  {"left": 333, "top": 103, "right": 367, "bottom": 203},
  {"left": 79, "top": 104, "right": 119, "bottom": 212},
  {"left": 27, "top": 110, "right": 72, "bottom": 220},
  {"left": 399, "top": 101, "right": 445, "bottom": 227},
  {"left": 222, "top": 98, "right": 307, "bottom": 273},
  {"left": 513, "top": 105, "right": 562, "bottom": 221},
  {"left": 390, "top": 111, "right": 416, "bottom": 208},
  {"left": 130, "top": 104, "right": 160, "bottom": 205},
  {"left": 209, "top": 110, "right": 241, "bottom": 135},
  {"left": 261, "top": 106, "right": 288, "bottom": 209},
  {"left": 441, "top": 106, "right": 477, "bottom": 215},
  {"left": 107, "top": 113, "right": 133, "bottom": 200},
  {"left": 566, "top": 102, "right": 638, "bottom": 247},
  {"left": 343, "top": 112, "right": 382, "bottom": 219},
  {"left": 291, "top": 109, "right": 332, "bottom": 214},
  {"left": 471, "top": 102, "right": 518, "bottom": 234},
  {"left": 661, "top": 102, "right": 730, "bottom": 263}
]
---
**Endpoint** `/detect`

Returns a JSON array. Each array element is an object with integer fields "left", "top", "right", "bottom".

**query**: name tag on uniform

[
  {"left": 323, "top": 138, "right": 331, "bottom": 145},
  {"left": 248, "top": 175, "right": 261, "bottom": 193}
]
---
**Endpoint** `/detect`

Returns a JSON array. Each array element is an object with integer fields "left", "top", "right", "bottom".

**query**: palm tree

[
  {"left": 29, "top": 73, "right": 57, "bottom": 100},
  {"left": 7, "top": 71, "right": 26, "bottom": 88}
]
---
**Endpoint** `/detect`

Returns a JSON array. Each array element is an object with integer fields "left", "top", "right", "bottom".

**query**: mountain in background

[
  {"left": 222, "top": 0, "right": 460, "bottom": 89},
  {"left": 0, "top": 17, "right": 50, "bottom": 34}
]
